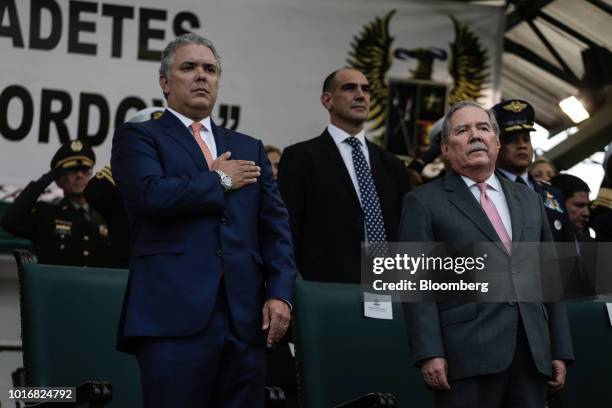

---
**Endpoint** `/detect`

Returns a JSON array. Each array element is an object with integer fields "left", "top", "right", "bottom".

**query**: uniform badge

[
  {"left": 554, "top": 219, "right": 562, "bottom": 231},
  {"left": 544, "top": 191, "right": 563, "bottom": 213},
  {"left": 55, "top": 220, "right": 72, "bottom": 235},
  {"left": 99, "top": 224, "right": 109, "bottom": 237},
  {"left": 503, "top": 101, "right": 527, "bottom": 113},
  {"left": 70, "top": 140, "right": 83, "bottom": 152}
]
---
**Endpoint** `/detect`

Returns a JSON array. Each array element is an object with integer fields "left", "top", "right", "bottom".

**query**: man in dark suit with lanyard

[
  {"left": 278, "top": 68, "right": 411, "bottom": 283},
  {"left": 111, "top": 33, "right": 296, "bottom": 408}
]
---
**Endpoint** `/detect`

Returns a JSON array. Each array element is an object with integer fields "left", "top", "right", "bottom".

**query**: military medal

[{"left": 544, "top": 191, "right": 563, "bottom": 213}]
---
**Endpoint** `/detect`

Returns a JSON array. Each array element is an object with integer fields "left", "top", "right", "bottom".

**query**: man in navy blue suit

[{"left": 111, "top": 33, "right": 296, "bottom": 408}]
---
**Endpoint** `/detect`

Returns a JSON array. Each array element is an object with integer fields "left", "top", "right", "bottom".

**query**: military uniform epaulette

[
  {"left": 94, "top": 165, "right": 115, "bottom": 186},
  {"left": 592, "top": 187, "right": 612, "bottom": 210}
]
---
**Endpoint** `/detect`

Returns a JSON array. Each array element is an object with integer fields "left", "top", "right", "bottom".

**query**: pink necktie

[
  {"left": 190, "top": 122, "right": 213, "bottom": 169},
  {"left": 477, "top": 182, "right": 512, "bottom": 254}
]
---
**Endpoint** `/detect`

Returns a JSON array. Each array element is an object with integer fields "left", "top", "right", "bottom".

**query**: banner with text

[{"left": 0, "top": 0, "right": 504, "bottom": 189}]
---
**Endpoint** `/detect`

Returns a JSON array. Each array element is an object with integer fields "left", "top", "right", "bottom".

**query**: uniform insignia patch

[
  {"left": 503, "top": 100, "right": 527, "bottom": 113},
  {"left": 55, "top": 220, "right": 72, "bottom": 235},
  {"left": 70, "top": 140, "right": 83, "bottom": 152},
  {"left": 543, "top": 191, "right": 563, "bottom": 213}
]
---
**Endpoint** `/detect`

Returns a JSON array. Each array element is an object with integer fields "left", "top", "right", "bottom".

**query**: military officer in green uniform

[{"left": 1, "top": 140, "right": 111, "bottom": 266}]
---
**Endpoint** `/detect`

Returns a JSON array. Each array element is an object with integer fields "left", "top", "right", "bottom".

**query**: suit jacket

[
  {"left": 111, "top": 111, "right": 296, "bottom": 351},
  {"left": 400, "top": 171, "right": 574, "bottom": 381},
  {"left": 278, "top": 129, "right": 411, "bottom": 283}
]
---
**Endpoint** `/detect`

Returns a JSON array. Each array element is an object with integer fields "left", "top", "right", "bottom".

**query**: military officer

[
  {"left": 1, "top": 140, "right": 111, "bottom": 267},
  {"left": 84, "top": 107, "right": 165, "bottom": 268},
  {"left": 491, "top": 99, "right": 575, "bottom": 243}
]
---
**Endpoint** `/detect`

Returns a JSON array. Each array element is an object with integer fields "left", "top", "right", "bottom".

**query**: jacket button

[
  {"left": 216, "top": 249, "right": 222, "bottom": 257},
  {"left": 220, "top": 217, "right": 227, "bottom": 225},
  {"left": 84, "top": 235, "right": 89, "bottom": 241},
  {"left": 60, "top": 244, "right": 65, "bottom": 250},
  {"left": 83, "top": 250, "right": 89, "bottom": 256}
]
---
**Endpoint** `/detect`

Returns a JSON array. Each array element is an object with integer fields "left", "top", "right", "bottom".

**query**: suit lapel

[
  {"left": 445, "top": 172, "right": 500, "bottom": 243},
  {"left": 319, "top": 130, "right": 361, "bottom": 209},
  {"left": 211, "top": 121, "right": 232, "bottom": 157},
  {"left": 367, "top": 141, "right": 386, "bottom": 199},
  {"left": 159, "top": 111, "right": 208, "bottom": 171},
  {"left": 499, "top": 175, "right": 524, "bottom": 243}
]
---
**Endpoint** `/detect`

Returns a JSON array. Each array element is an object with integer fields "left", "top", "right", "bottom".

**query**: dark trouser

[
  {"left": 134, "top": 281, "right": 266, "bottom": 408},
  {"left": 434, "top": 321, "right": 547, "bottom": 408}
]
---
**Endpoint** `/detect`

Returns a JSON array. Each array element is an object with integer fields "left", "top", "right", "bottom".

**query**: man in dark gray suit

[{"left": 400, "top": 101, "right": 574, "bottom": 407}]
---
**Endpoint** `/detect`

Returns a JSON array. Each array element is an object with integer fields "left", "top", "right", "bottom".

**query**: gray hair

[
  {"left": 440, "top": 100, "right": 500, "bottom": 144},
  {"left": 159, "top": 33, "right": 222, "bottom": 78}
]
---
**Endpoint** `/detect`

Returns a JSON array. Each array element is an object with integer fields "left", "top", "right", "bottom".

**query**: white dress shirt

[
  {"left": 461, "top": 173, "right": 513, "bottom": 240},
  {"left": 498, "top": 168, "right": 533, "bottom": 190},
  {"left": 166, "top": 107, "right": 218, "bottom": 159},
  {"left": 327, "top": 123, "right": 370, "bottom": 205}
]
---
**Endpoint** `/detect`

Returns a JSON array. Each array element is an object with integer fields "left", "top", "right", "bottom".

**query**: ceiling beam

[
  {"left": 526, "top": 19, "right": 581, "bottom": 85},
  {"left": 505, "top": 0, "right": 555, "bottom": 32},
  {"left": 504, "top": 38, "right": 581, "bottom": 87},
  {"left": 586, "top": 0, "right": 612, "bottom": 16},
  {"left": 546, "top": 85, "right": 612, "bottom": 170},
  {"left": 537, "top": 11, "right": 599, "bottom": 48}
]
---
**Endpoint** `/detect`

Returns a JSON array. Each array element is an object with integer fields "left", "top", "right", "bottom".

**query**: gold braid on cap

[{"left": 55, "top": 155, "right": 94, "bottom": 169}]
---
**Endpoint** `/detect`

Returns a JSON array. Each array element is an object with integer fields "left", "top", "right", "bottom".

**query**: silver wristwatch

[{"left": 214, "top": 169, "right": 232, "bottom": 192}]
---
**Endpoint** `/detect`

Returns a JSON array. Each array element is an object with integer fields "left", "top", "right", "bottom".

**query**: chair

[
  {"left": 0, "top": 201, "right": 31, "bottom": 253},
  {"left": 15, "top": 250, "right": 142, "bottom": 407},
  {"left": 14, "top": 250, "right": 287, "bottom": 408},
  {"left": 293, "top": 279, "right": 432, "bottom": 408}
]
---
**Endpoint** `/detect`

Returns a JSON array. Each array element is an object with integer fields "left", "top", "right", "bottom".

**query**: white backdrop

[{"left": 0, "top": 0, "right": 504, "bottom": 186}]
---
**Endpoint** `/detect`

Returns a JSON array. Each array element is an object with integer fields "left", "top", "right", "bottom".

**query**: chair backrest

[
  {"left": 564, "top": 301, "right": 612, "bottom": 405},
  {"left": 293, "top": 279, "right": 432, "bottom": 408},
  {"left": 18, "top": 261, "right": 142, "bottom": 407},
  {"left": 0, "top": 201, "right": 31, "bottom": 252}
]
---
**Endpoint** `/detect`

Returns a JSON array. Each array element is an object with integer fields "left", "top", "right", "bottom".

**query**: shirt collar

[
  {"left": 70, "top": 200, "right": 90, "bottom": 212},
  {"left": 461, "top": 172, "right": 502, "bottom": 192},
  {"left": 166, "top": 107, "right": 212, "bottom": 132},
  {"left": 497, "top": 167, "right": 529, "bottom": 185},
  {"left": 327, "top": 123, "right": 366, "bottom": 148}
]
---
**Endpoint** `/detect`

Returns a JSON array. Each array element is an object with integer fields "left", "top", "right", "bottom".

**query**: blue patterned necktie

[{"left": 344, "top": 136, "right": 387, "bottom": 243}]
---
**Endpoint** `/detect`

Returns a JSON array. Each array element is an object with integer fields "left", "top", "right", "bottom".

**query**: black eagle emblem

[{"left": 347, "top": 10, "right": 490, "bottom": 134}]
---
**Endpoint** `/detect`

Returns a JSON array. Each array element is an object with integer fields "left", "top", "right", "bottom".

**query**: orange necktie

[{"left": 190, "top": 122, "right": 213, "bottom": 169}]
